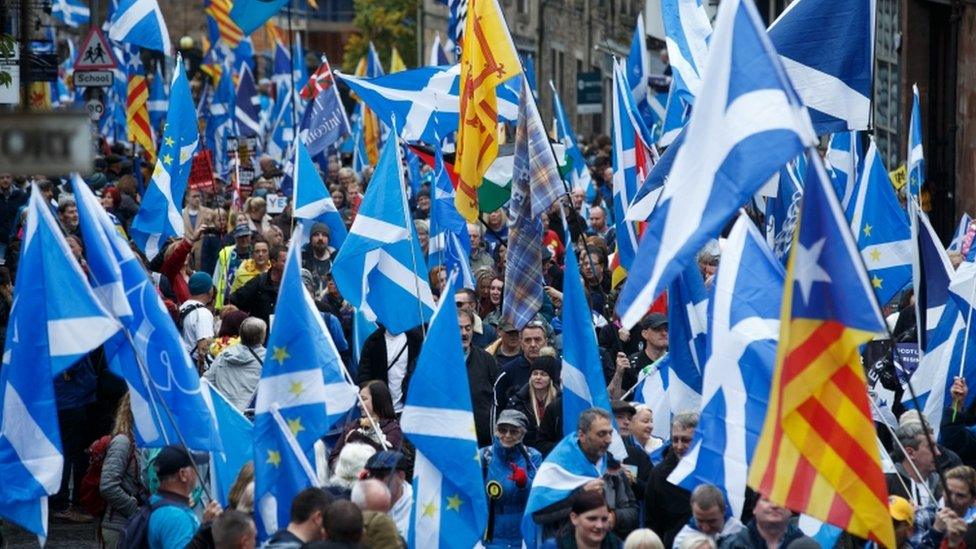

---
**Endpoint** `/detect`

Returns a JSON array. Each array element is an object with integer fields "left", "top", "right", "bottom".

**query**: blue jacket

[{"left": 480, "top": 439, "right": 543, "bottom": 548}]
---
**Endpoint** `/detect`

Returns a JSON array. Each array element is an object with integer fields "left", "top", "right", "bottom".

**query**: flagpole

[
  {"left": 867, "top": 398, "right": 937, "bottom": 507},
  {"left": 392, "top": 115, "right": 429, "bottom": 338},
  {"left": 286, "top": 0, "right": 300, "bottom": 137}
]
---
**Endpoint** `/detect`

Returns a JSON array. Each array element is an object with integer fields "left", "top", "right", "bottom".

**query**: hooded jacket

[{"left": 204, "top": 343, "right": 266, "bottom": 411}]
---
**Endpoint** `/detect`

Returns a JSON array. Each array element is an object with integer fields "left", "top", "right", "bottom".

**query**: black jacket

[
  {"left": 507, "top": 383, "right": 560, "bottom": 453},
  {"left": 357, "top": 326, "right": 424, "bottom": 396},
  {"left": 0, "top": 187, "right": 26, "bottom": 246},
  {"left": 228, "top": 271, "right": 280, "bottom": 323},
  {"left": 643, "top": 450, "right": 691, "bottom": 547},
  {"left": 467, "top": 346, "right": 501, "bottom": 448}
]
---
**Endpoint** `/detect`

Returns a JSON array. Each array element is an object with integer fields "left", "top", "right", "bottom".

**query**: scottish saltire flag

[
  {"left": 846, "top": 138, "right": 912, "bottom": 305},
  {"left": 615, "top": 0, "right": 816, "bottom": 329},
  {"left": 401, "top": 276, "right": 487, "bottom": 548},
  {"left": 0, "top": 185, "right": 121, "bottom": 537},
  {"left": 428, "top": 33, "right": 451, "bottom": 66},
  {"left": 300, "top": 55, "right": 350, "bottom": 156},
  {"left": 148, "top": 64, "right": 168, "bottom": 133},
  {"left": 949, "top": 213, "right": 973, "bottom": 252},
  {"left": 503, "top": 79, "right": 565, "bottom": 329},
  {"left": 560, "top": 235, "right": 627, "bottom": 461},
  {"left": 292, "top": 141, "right": 348, "bottom": 249},
  {"left": 668, "top": 216, "right": 782, "bottom": 518},
  {"left": 659, "top": 82, "right": 688, "bottom": 147},
  {"left": 337, "top": 65, "right": 519, "bottom": 144},
  {"left": 631, "top": 355, "right": 671, "bottom": 439},
  {"left": 611, "top": 60, "right": 655, "bottom": 282},
  {"left": 626, "top": 129, "right": 684, "bottom": 223},
  {"left": 666, "top": 264, "right": 707, "bottom": 415},
  {"left": 659, "top": 0, "right": 712, "bottom": 145},
  {"left": 230, "top": 0, "right": 288, "bottom": 34},
  {"left": 749, "top": 153, "right": 894, "bottom": 547},
  {"left": 913, "top": 207, "right": 955, "bottom": 352},
  {"left": 201, "top": 380, "right": 253, "bottom": 508},
  {"left": 625, "top": 14, "right": 662, "bottom": 131},
  {"left": 551, "top": 80, "right": 592, "bottom": 194},
  {"left": 825, "top": 131, "right": 861, "bottom": 210},
  {"left": 52, "top": 0, "right": 89, "bottom": 27},
  {"left": 447, "top": 0, "right": 467, "bottom": 52},
  {"left": 236, "top": 62, "right": 262, "bottom": 139},
  {"left": 427, "top": 144, "right": 472, "bottom": 275},
  {"left": 522, "top": 433, "right": 606, "bottom": 548},
  {"left": 254, "top": 223, "right": 357, "bottom": 535},
  {"left": 765, "top": 154, "right": 805, "bottom": 263},
  {"left": 206, "top": 66, "right": 236, "bottom": 175},
  {"left": 333, "top": 135, "right": 435, "bottom": 334},
  {"left": 72, "top": 176, "right": 221, "bottom": 451},
  {"left": 351, "top": 307, "right": 377, "bottom": 367},
  {"left": 768, "top": 0, "right": 874, "bottom": 134},
  {"left": 131, "top": 56, "right": 199, "bottom": 258},
  {"left": 268, "top": 34, "right": 295, "bottom": 160},
  {"left": 108, "top": 0, "right": 171, "bottom": 53},
  {"left": 908, "top": 84, "right": 925, "bottom": 198}
]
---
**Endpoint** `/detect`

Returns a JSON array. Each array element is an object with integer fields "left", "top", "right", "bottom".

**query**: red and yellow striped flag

[
  {"left": 748, "top": 155, "right": 894, "bottom": 548},
  {"left": 205, "top": 0, "right": 244, "bottom": 48},
  {"left": 455, "top": 0, "right": 521, "bottom": 221},
  {"left": 127, "top": 71, "right": 156, "bottom": 162}
]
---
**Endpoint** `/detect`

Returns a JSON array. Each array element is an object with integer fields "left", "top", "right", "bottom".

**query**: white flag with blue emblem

[
  {"left": 668, "top": 215, "right": 781, "bottom": 518},
  {"left": 615, "top": 0, "right": 816, "bottom": 329},
  {"left": 333, "top": 130, "right": 435, "bottom": 334},
  {"left": 108, "top": 0, "right": 171, "bottom": 53},
  {"left": 0, "top": 185, "right": 121, "bottom": 537}
]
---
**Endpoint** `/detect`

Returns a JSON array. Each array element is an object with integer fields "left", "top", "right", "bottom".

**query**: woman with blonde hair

[
  {"left": 506, "top": 356, "right": 560, "bottom": 452},
  {"left": 242, "top": 196, "right": 272, "bottom": 235},
  {"left": 99, "top": 394, "right": 146, "bottom": 547}
]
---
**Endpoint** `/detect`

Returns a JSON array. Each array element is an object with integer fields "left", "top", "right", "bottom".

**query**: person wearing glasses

[
  {"left": 479, "top": 410, "right": 542, "bottom": 548},
  {"left": 643, "top": 412, "right": 699, "bottom": 547}
]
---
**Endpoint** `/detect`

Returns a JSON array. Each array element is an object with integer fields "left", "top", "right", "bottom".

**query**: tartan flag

[
  {"left": 124, "top": 47, "right": 156, "bottom": 161},
  {"left": 748, "top": 151, "right": 894, "bottom": 547},
  {"left": 455, "top": 0, "right": 521, "bottom": 221},
  {"left": 502, "top": 78, "right": 564, "bottom": 329}
]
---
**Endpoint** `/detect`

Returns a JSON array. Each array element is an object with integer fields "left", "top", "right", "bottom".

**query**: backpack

[
  {"left": 78, "top": 435, "right": 113, "bottom": 517},
  {"left": 117, "top": 496, "right": 183, "bottom": 549},
  {"left": 177, "top": 302, "right": 206, "bottom": 331}
]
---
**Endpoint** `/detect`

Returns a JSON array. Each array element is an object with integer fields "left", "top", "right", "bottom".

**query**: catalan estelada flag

[
  {"left": 124, "top": 48, "right": 156, "bottom": 162},
  {"left": 748, "top": 151, "right": 894, "bottom": 548},
  {"left": 455, "top": 0, "right": 521, "bottom": 222},
  {"left": 205, "top": 0, "right": 244, "bottom": 48}
]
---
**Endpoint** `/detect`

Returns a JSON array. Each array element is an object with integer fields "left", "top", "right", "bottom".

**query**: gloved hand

[{"left": 508, "top": 462, "right": 528, "bottom": 488}]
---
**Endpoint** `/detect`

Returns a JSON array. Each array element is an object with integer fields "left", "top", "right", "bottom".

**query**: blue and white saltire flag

[
  {"left": 0, "top": 185, "right": 121, "bottom": 537},
  {"left": 267, "top": 37, "right": 294, "bottom": 160},
  {"left": 611, "top": 60, "right": 656, "bottom": 275},
  {"left": 615, "top": 0, "right": 816, "bottom": 329},
  {"left": 659, "top": 81, "right": 689, "bottom": 147},
  {"left": 949, "top": 213, "right": 973, "bottom": 253},
  {"left": 798, "top": 516, "right": 844, "bottom": 548},
  {"left": 130, "top": 55, "right": 199, "bottom": 259},
  {"left": 825, "top": 131, "right": 861, "bottom": 211},
  {"left": 667, "top": 215, "right": 782, "bottom": 518},
  {"left": 352, "top": 307, "right": 378, "bottom": 367},
  {"left": 765, "top": 154, "right": 805, "bottom": 263},
  {"left": 908, "top": 84, "right": 925, "bottom": 198},
  {"left": 333, "top": 134, "right": 435, "bottom": 334},
  {"left": 551, "top": 80, "right": 593, "bottom": 194},
  {"left": 522, "top": 433, "right": 607, "bottom": 548},
  {"left": 206, "top": 66, "right": 236, "bottom": 176},
  {"left": 148, "top": 63, "right": 168, "bottom": 133},
  {"left": 560, "top": 237, "right": 627, "bottom": 460},
  {"left": 292, "top": 140, "right": 348, "bottom": 249},
  {"left": 662, "top": 0, "right": 712, "bottom": 107},
  {"left": 401, "top": 275, "right": 487, "bottom": 549},
  {"left": 72, "top": 176, "right": 222, "bottom": 452},
  {"left": 230, "top": 0, "right": 288, "bottom": 35},
  {"left": 632, "top": 354, "right": 671, "bottom": 439},
  {"left": 236, "top": 62, "right": 262, "bottom": 139},
  {"left": 51, "top": 0, "right": 90, "bottom": 27},
  {"left": 201, "top": 380, "right": 253, "bottom": 508},
  {"left": 912, "top": 207, "right": 955, "bottom": 353},
  {"left": 254, "top": 223, "right": 357, "bottom": 535},
  {"left": 428, "top": 33, "right": 451, "bottom": 66},
  {"left": 768, "top": 0, "right": 875, "bottom": 134},
  {"left": 446, "top": 0, "right": 466, "bottom": 54},
  {"left": 625, "top": 14, "right": 662, "bottom": 131},
  {"left": 108, "top": 0, "right": 171, "bottom": 54},
  {"left": 300, "top": 55, "right": 351, "bottom": 157},
  {"left": 846, "top": 138, "right": 912, "bottom": 306},
  {"left": 665, "top": 263, "right": 707, "bottom": 415},
  {"left": 427, "top": 143, "right": 472, "bottom": 277},
  {"left": 336, "top": 65, "right": 519, "bottom": 144},
  {"left": 626, "top": 130, "right": 685, "bottom": 223}
]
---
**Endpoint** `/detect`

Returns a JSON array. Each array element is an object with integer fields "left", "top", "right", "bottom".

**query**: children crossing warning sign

[{"left": 75, "top": 27, "right": 118, "bottom": 71}]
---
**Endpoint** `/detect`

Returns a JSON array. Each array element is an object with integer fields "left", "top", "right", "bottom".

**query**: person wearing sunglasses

[{"left": 479, "top": 410, "right": 542, "bottom": 548}]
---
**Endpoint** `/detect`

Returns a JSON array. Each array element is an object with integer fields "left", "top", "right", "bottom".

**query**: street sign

[
  {"left": 0, "top": 112, "right": 93, "bottom": 175},
  {"left": 74, "top": 70, "right": 114, "bottom": 87},
  {"left": 85, "top": 99, "right": 104, "bottom": 121},
  {"left": 74, "top": 27, "right": 118, "bottom": 71},
  {"left": 576, "top": 71, "right": 603, "bottom": 115}
]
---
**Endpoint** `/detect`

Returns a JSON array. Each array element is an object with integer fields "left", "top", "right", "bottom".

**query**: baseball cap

[
  {"left": 155, "top": 445, "right": 208, "bottom": 477},
  {"left": 496, "top": 409, "right": 528, "bottom": 430},
  {"left": 888, "top": 496, "right": 914, "bottom": 526},
  {"left": 499, "top": 320, "right": 517, "bottom": 333},
  {"left": 233, "top": 223, "right": 251, "bottom": 238},
  {"left": 639, "top": 313, "right": 668, "bottom": 330},
  {"left": 188, "top": 271, "right": 214, "bottom": 295},
  {"left": 365, "top": 450, "right": 406, "bottom": 473},
  {"left": 611, "top": 400, "right": 637, "bottom": 416}
]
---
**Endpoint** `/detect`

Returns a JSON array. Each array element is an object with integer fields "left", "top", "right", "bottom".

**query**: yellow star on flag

[
  {"left": 162, "top": 154, "right": 173, "bottom": 166},
  {"left": 869, "top": 249, "right": 881, "bottom": 262},
  {"left": 266, "top": 449, "right": 281, "bottom": 467},
  {"left": 289, "top": 381, "right": 304, "bottom": 396},
  {"left": 287, "top": 417, "right": 305, "bottom": 436},
  {"left": 863, "top": 224, "right": 873, "bottom": 238},
  {"left": 872, "top": 275, "right": 883, "bottom": 289},
  {"left": 446, "top": 494, "right": 463, "bottom": 512},
  {"left": 164, "top": 136, "right": 175, "bottom": 147},
  {"left": 272, "top": 346, "right": 290, "bottom": 364},
  {"left": 422, "top": 500, "right": 437, "bottom": 518}
]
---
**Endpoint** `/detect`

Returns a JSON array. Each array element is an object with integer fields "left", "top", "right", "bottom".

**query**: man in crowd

[
  {"left": 459, "top": 308, "right": 501, "bottom": 447},
  {"left": 302, "top": 222, "right": 336, "bottom": 299},
  {"left": 887, "top": 421, "right": 945, "bottom": 543},
  {"left": 229, "top": 245, "right": 287, "bottom": 324},
  {"left": 586, "top": 205, "right": 615, "bottom": 250},
  {"left": 180, "top": 272, "right": 216, "bottom": 371},
  {"left": 350, "top": 480, "right": 401, "bottom": 548},
  {"left": 211, "top": 509, "right": 257, "bottom": 549},
  {"left": 467, "top": 223, "right": 494, "bottom": 273},
  {"left": 672, "top": 483, "right": 744, "bottom": 546},
  {"left": 493, "top": 320, "right": 523, "bottom": 369},
  {"left": 213, "top": 223, "right": 252, "bottom": 309},
  {"left": 362, "top": 451, "right": 413, "bottom": 540},
  {"left": 611, "top": 400, "right": 651, "bottom": 500},
  {"left": 720, "top": 497, "right": 810, "bottom": 548},
  {"left": 455, "top": 287, "right": 496, "bottom": 349},
  {"left": 148, "top": 445, "right": 220, "bottom": 549},
  {"left": 494, "top": 321, "right": 547, "bottom": 405},
  {"left": 263, "top": 488, "right": 333, "bottom": 548},
  {"left": 612, "top": 313, "right": 668, "bottom": 398},
  {"left": 644, "top": 411, "right": 698, "bottom": 546},
  {"left": 358, "top": 325, "right": 424, "bottom": 413}
]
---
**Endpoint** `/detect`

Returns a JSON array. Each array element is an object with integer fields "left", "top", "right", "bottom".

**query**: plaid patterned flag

[{"left": 502, "top": 78, "right": 565, "bottom": 329}]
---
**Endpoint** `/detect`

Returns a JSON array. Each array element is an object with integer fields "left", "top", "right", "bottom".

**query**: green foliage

[
  {"left": 0, "top": 34, "right": 14, "bottom": 88},
  {"left": 342, "top": 0, "right": 419, "bottom": 72}
]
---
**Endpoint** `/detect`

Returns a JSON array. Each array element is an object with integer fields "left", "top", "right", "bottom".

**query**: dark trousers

[{"left": 51, "top": 407, "right": 90, "bottom": 511}]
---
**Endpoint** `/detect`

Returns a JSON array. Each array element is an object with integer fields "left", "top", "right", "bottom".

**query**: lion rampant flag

[
  {"left": 455, "top": 0, "right": 521, "bottom": 222},
  {"left": 748, "top": 152, "right": 895, "bottom": 548}
]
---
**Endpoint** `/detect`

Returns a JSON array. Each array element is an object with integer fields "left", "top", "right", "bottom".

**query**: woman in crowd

[
  {"left": 557, "top": 490, "right": 623, "bottom": 548},
  {"left": 428, "top": 266, "right": 447, "bottom": 299},
  {"left": 327, "top": 443, "right": 377, "bottom": 497},
  {"left": 209, "top": 308, "right": 248, "bottom": 358},
  {"left": 204, "top": 317, "right": 268, "bottom": 412},
  {"left": 414, "top": 219, "right": 429, "bottom": 256},
  {"left": 242, "top": 196, "right": 273, "bottom": 235},
  {"left": 99, "top": 394, "right": 146, "bottom": 548},
  {"left": 331, "top": 188, "right": 350, "bottom": 218},
  {"left": 328, "top": 381, "right": 403, "bottom": 469},
  {"left": 507, "top": 356, "right": 560, "bottom": 451},
  {"left": 483, "top": 276, "right": 505, "bottom": 328},
  {"left": 230, "top": 238, "right": 270, "bottom": 293},
  {"left": 630, "top": 405, "right": 666, "bottom": 463},
  {"left": 479, "top": 410, "right": 542, "bottom": 548}
]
